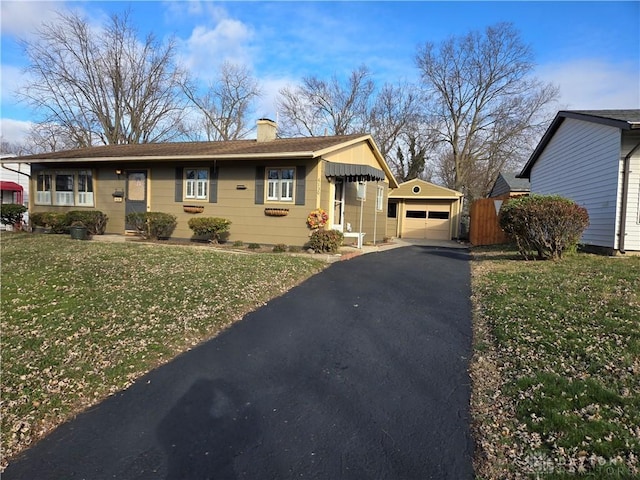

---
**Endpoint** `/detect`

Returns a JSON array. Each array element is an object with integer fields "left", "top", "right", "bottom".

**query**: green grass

[
  {"left": 471, "top": 247, "right": 640, "bottom": 479},
  {"left": 0, "top": 232, "right": 325, "bottom": 469}
]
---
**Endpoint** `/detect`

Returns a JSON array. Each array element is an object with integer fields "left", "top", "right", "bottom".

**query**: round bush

[
  {"left": 0, "top": 204, "right": 27, "bottom": 226},
  {"left": 187, "top": 217, "right": 231, "bottom": 243},
  {"left": 499, "top": 195, "right": 589, "bottom": 260},
  {"left": 125, "top": 212, "right": 177, "bottom": 240},
  {"left": 307, "top": 229, "right": 344, "bottom": 253}
]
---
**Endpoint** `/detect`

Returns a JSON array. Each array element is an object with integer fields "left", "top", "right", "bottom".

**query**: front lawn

[
  {"left": 471, "top": 247, "right": 640, "bottom": 479},
  {"left": 0, "top": 233, "right": 325, "bottom": 470}
]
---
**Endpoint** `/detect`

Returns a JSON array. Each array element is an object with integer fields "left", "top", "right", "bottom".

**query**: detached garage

[{"left": 387, "top": 179, "right": 464, "bottom": 240}]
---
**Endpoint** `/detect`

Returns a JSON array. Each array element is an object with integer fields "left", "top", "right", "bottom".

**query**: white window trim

[
  {"left": 266, "top": 167, "right": 295, "bottom": 203},
  {"left": 184, "top": 168, "right": 209, "bottom": 201},
  {"left": 376, "top": 185, "right": 384, "bottom": 211}
]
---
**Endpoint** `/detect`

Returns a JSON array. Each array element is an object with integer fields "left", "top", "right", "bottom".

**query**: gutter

[
  {"left": 1, "top": 163, "right": 31, "bottom": 179},
  {"left": 618, "top": 141, "right": 640, "bottom": 254},
  {"left": 4, "top": 151, "right": 318, "bottom": 164}
]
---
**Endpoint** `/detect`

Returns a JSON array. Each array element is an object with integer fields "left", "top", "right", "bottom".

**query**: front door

[
  {"left": 332, "top": 179, "right": 344, "bottom": 231},
  {"left": 125, "top": 171, "right": 147, "bottom": 230}
]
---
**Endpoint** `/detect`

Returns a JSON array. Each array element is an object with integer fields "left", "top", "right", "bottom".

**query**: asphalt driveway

[{"left": 4, "top": 245, "right": 475, "bottom": 479}]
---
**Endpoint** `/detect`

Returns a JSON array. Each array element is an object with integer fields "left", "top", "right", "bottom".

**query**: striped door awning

[{"left": 324, "top": 161, "right": 385, "bottom": 182}]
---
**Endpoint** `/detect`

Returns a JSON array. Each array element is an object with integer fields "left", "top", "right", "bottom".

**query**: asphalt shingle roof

[{"left": 12, "top": 134, "right": 366, "bottom": 161}]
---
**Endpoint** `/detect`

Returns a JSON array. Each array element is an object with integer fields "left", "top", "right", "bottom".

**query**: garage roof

[{"left": 389, "top": 179, "right": 463, "bottom": 199}]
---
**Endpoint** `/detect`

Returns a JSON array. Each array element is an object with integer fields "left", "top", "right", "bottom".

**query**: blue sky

[{"left": 1, "top": 1, "right": 639, "bottom": 143}]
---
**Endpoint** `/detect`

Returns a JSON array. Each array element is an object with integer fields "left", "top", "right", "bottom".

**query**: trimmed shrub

[
  {"left": 233, "top": 240, "right": 244, "bottom": 247},
  {"left": 499, "top": 195, "right": 589, "bottom": 260},
  {"left": 187, "top": 217, "right": 231, "bottom": 243},
  {"left": 248, "top": 243, "right": 261, "bottom": 250},
  {"left": 307, "top": 229, "right": 344, "bottom": 254},
  {"left": 272, "top": 244, "right": 287, "bottom": 253},
  {"left": 31, "top": 211, "right": 68, "bottom": 233},
  {"left": 65, "top": 210, "right": 108, "bottom": 235},
  {"left": 0, "top": 203, "right": 27, "bottom": 227},
  {"left": 125, "top": 212, "right": 177, "bottom": 240}
]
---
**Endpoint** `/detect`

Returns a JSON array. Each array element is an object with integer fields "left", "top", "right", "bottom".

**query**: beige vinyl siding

[
  {"left": 323, "top": 142, "right": 376, "bottom": 167},
  {"left": 146, "top": 161, "right": 317, "bottom": 246},
  {"left": 341, "top": 180, "right": 387, "bottom": 245},
  {"left": 30, "top": 164, "right": 129, "bottom": 234},
  {"left": 321, "top": 145, "right": 391, "bottom": 244},
  {"left": 530, "top": 118, "right": 622, "bottom": 249}
]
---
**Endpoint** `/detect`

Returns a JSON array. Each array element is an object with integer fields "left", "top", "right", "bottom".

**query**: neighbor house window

[
  {"left": 267, "top": 168, "right": 294, "bottom": 202},
  {"left": 36, "top": 173, "right": 52, "bottom": 205},
  {"left": 185, "top": 168, "right": 209, "bottom": 200},
  {"left": 35, "top": 170, "right": 94, "bottom": 207},
  {"left": 376, "top": 186, "right": 384, "bottom": 211}
]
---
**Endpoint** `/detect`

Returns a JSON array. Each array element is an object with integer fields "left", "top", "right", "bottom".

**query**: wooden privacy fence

[{"left": 469, "top": 197, "right": 509, "bottom": 246}]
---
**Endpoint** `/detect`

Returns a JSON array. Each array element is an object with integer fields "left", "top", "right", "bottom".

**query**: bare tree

[
  {"left": 369, "top": 82, "right": 436, "bottom": 182},
  {"left": 182, "top": 62, "right": 262, "bottom": 141},
  {"left": 18, "top": 10, "right": 188, "bottom": 147},
  {"left": 277, "top": 65, "right": 375, "bottom": 137},
  {"left": 24, "top": 123, "right": 79, "bottom": 153},
  {"left": 0, "top": 139, "right": 29, "bottom": 157},
  {"left": 416, "top": 22, "right": 559, "bottom": 199}
]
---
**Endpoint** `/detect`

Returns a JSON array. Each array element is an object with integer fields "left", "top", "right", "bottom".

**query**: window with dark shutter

[
  {"left": 175, "top": 167, "right": 183, "bottom": 202},
  {"left": 209, "top": 165, "right": 218, "bottom": 203},
  {"left": 255, "top": 166, "right": 265, "bottom": 204},
  {"left": 295, "top": 165, "right": 306, "bottom": 205}
]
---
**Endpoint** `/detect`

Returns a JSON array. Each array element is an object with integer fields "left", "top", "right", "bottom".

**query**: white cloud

[
  {"left": 537, "top": 59, "right": 640, "bottom": 110},
  {"left": 0, "top": 1, "right": 66, "bottom": 37},
  {"left": 255, "top": 76, "right": 298, "bottom": 122},
  {"left": 1, "top": 64, "right": 28, "bottom": 107},
  {"left": 0, "top": 118, "right": 33, "bottom": 144},
  {"left": 174, "top": 4, "right": 256, "bottom": 82}
]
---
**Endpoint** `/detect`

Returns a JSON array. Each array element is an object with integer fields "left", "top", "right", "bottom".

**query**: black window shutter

[
  {"left": 175, "top": 167, "right": 183, "bottom": 202},
  {"left": 209, "top": 165, "right": 218, "bottom": 203},
  {"left": 295, "top": 165, "right": 306, "bottom": 205},
  {"left": 255, "top": 166, "right": 265, "bottom": 204}
]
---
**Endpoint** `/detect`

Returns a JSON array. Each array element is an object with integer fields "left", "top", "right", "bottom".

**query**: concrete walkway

[{"left": 4, "top": 245, "right": 475, "bottom": 479}]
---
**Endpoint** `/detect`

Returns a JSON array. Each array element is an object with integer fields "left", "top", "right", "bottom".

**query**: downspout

[
  {"left": 1, "top": 164, "right": 31, "bottom": 179},
  {"left": 618, "top": 142, "right": 640, "bottom": 254}
]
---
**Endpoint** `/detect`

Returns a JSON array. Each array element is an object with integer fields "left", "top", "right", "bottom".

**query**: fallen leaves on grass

[
  {"left": 0, "top": 233, "right": 325, "bottom": 470},
  {"left": 470, "top": 248, "right": 640, "bottom": 479}
]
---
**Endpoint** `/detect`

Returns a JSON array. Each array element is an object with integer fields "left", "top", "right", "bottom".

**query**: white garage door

[{"left": 402, "top": 205, "right": 451, "bottom": 240}]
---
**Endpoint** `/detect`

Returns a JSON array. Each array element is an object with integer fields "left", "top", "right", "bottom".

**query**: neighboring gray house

[
  {"left": 488, "top": 172, "right": 530, "bottom": 198},
  {"left": 519, "top": 110, "right": 640, "bottom": 254}
]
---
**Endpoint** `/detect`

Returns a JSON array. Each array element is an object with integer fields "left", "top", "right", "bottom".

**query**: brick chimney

[{"left": 257, "top": 118, "right": 277, "bottom": 142}]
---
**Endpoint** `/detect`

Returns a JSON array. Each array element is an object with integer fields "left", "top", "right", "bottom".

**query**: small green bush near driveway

[
  {"left": 0, "top": 233, "right": 325, "bottom": 471},
  {"left": 471, "top": 247, "right": 640, "bottom": 479}
]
